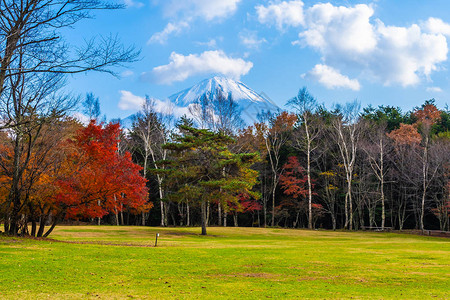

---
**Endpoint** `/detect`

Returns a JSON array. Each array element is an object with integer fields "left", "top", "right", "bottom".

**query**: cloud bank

[
  {"left": 146, "top": 50, "right": 253, "bottom": 85},
  {"left": 256, "top": 1, "right": 449, "bottom": 90}
]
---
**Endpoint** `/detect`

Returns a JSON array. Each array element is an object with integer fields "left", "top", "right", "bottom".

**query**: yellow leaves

[
  {"left": 328, "top": 184, "right": 338, "bottom": 191},
  {"left": 320, "top": 171, "right": 336, "bottom": 177}
]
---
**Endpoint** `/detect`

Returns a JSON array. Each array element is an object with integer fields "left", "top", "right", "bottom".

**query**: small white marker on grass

[{"left": 155, "top": 233, "right": 159, "bottom": 247}]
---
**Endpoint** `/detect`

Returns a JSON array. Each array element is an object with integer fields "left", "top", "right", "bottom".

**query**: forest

[{"left": 1, "top": 88, "right": 449, "bottom": 236}]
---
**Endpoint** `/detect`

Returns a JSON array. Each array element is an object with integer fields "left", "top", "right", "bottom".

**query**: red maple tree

[
  {"left": 56, "top": 121, "right": 149, "bottom": 220},
  {"left": 280, "top": 156, "right": 309, "bottom": 199}
]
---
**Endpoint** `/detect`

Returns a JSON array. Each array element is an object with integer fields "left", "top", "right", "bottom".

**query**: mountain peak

[
  {"left": 168, "top": 76, "right": 271, "bottom": 106},
  {"left": 168, "top": 76, "right": 279, "bottom": 125}
]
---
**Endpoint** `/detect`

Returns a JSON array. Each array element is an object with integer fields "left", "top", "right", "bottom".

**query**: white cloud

[
  {"left": 119, "top": 90, "right": 145, "bottom": 110},
  {"left": 372, "top": 22, "right": 447, "bottom": 86},
  {"left": 426, "top": 86, "right": 443, "bottom": 93},
  {"left": 300, "top": 3, "right": 377, "bottom": 55},
  {"left": 146, "top": 50, "right": 253, "bottom": 84},
  {"left": 118, "top": 90, "right": 191, "bottom": 117},
  {"left": 293, "top": 3, "right": 448, "bottom": 87},
  {"left": 153, "top": 0, "right": 241, "bottom": 43},
  {"left": 149, "top": 21, "right": 189, "bottom": 44},
  {"left": 256, "top": 0, "right": 304, "bottom": 30},
  {"left": 423, "top": 17, "right": 450, "bottom": 36},
  {"left": 196, "top": 39, "right": 218, "bottom": 48},
  {"left": 121, "top": 70, "right": 134, "bottom": 77},
  {"left": 304, "top": 64, "right": 360, "bottom": 91},
  {"left": 72, "top": 112, "right": 90, "bottom": 125},
  {"left": 239, "top": 31, "right": 267, "bottom": 49},
  {"left": 124, "top": 0, "right": 144, "bottom": 8},
  {"left": 164, "top": 0, "right": 241, "bottom": 21}
]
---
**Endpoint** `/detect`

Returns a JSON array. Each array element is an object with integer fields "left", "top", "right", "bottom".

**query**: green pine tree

[{"left": 157, "top": 125, "right": 260, "bottom": 235}]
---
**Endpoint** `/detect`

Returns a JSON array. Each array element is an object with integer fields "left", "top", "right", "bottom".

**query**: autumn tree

[
  {"left": 0, "top": 1, "right": 138, "bottom": 236},
  {"left": 258, "top": 111, "right": 297, "bottom": 226},
  {"left": 387, "top": 124, "right": 422, "bottom": 229},
  {"left": 0, "top": 56, "right": 75, "bottom": 235},
  {"left": 54, "top": 121, "right": 148, "bottom": 235},
  {"left": 279, "top": 156, "right": 309, "bottom": 227},
  {"left": 413, "top": 101, "right": 442, "bottom": 230}
]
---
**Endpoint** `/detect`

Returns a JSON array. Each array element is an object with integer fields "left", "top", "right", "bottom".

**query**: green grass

[{"left": 0, "top": 226, "right": 449, "bottom": 299}]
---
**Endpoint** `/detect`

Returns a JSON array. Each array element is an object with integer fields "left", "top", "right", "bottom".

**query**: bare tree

[
  {"left": 288, "top": 87, "right": 322, "bottom": 229},
  {"left": 0, "top": 52, "right": 76, "bottom": 235},
  {"left": 331, "top": 101, "right": 363, "bottom": 230},
  {"left": 361, "top": 121, "right": 391, "bottom": 229},
  {"left": 0, "top": 0, "right": 138, "bottom": 130},
  {"left": 132, "top": 98, "right": 173, "bottom": 226}
]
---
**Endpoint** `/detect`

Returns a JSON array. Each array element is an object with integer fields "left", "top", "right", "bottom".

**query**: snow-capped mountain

[{"left": 168, "top": 76, "right": 279, "bottom": 124}]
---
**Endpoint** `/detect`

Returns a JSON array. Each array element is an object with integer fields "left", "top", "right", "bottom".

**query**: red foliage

[
  {"left": 280, "top": 156, "right": 309, "bottom": 199},
  {"left": 56, "top": 121, "right": 149, "bottom": 219},
  {"left": 239, "top": 193, "right": 262, "bottom": 212}
]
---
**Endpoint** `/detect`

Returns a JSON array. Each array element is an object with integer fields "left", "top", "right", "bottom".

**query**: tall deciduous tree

[
  {"left": 361, "top": 121, "right": 391, "bottom": 229},
  {"left": 258, "top": 111, "right": 297, "bottom": 226},
  {"left": 288, "top": 87, "right": 322, "bottom": 229},
  {"left": 0, "top": 1, "right": 138, "bottom": 118},
  {"left": 331, "top": 101, "right": 363, "bottom": 230},
  {"left": 132, "top": 98, "right": 172, "bottom": 226},
  {"left": 413, "top": 101, "right": 442, "bottom": 230}
]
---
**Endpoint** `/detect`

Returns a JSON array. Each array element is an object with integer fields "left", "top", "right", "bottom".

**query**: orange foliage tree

[{"left": 51, "top": 121, "right": 149, "bottom": 236}]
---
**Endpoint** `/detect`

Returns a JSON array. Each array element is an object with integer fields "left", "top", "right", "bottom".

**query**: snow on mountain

[
  {"left": 118, "top": 76, "right": 279, "bottom": 129},
  {"left": 168, "top": 76, "right": 279, "bottom": 124}
]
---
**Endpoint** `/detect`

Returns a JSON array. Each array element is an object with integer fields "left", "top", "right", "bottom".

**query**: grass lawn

[{"left": 0, "top": 226, "right": 449, "bottom": 299}]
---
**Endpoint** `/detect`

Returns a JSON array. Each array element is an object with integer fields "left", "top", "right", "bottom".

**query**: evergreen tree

[{"left": 158, "top": 125, "right": 259, "bottom": 235}]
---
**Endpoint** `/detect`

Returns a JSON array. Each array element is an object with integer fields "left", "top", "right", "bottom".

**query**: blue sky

[{"left": 66, "top": 0, "right": 450, "bottom": 120}]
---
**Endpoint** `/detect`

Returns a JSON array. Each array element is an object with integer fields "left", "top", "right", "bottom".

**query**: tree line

[
  {"left": 1, "top": 88, "right": 449, "bottom": 236},
  {"left": 123, "top": 92, "right": 449, "bottom": 234}
]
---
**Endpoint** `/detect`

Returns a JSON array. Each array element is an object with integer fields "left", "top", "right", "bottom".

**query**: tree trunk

[
  {"left": 349, "top": 188, "right": 353, "bottom": 230},
  {"left": 43, "top": 218, "right": 58, "bottom": 238},
  {"left": 160, "top": 201, "right": 165, "bottom": 227},
  {"left": 331, "top": 214, "right": 336, "bottom": 231},
  {"left": 206, "top": 201, "right": 210, "bottom": 226},
  {"left": 8, "top": 135, "right": 24, "bottom": 236},
  {"left": 218, "top": 203, "right": 222, "bottom": 226},
  {"left": 201, "top": 200, "right": 207, "bottom": 235},
  {"left": 31, "top": 218, "right": 37, "bottom": 237},
  {"left": 37, "top": 215, "right": 47, "bottom": 238},
  {"left": 233, "top": 213, "right": 238, "bottom": 227},
  {"left": 380, "top": 141, "right": 386, "bottom": 230},
  {"left": 187, "top": 202, "right": 190, "bottom": 226},
  {"left": 344, "top": 192, "right": 349, "bottom": 229},
  {"left": 120, "top": 204, "right": 124, "bottom": 226},
  {"left": 305, "top": 123, "right": 313, "bottom": 230},
  {"left": 271, "top": 174, "right": 276, "bottom": 226}
]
